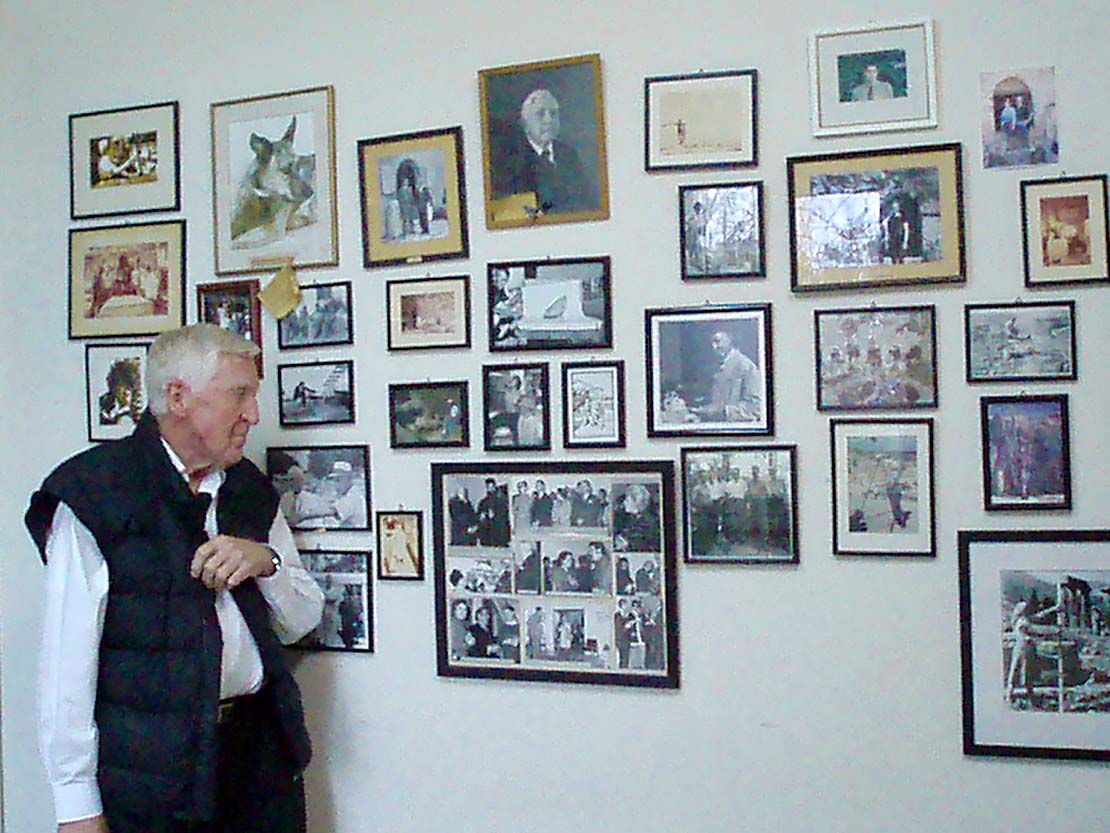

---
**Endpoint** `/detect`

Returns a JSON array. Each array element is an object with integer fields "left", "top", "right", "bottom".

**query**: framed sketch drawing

[
  {"left": 385, "top": 275, "right": 470, "bottom": 351},
  {"left": 959, "top": 529, "right": 1110, "bottom": 761},
  {"left": 478, "top": 53, "right": 609, "bottom": 228},
  {"left": 70, "top": 101, "right": 180, "bottom": 219},
  {"left": 681, "top": 445, "right": 798, "bottom": 565},
  {"left": 377, "top": 510, "right": 424, "bottom": 581},
  {"left": 1021, "top": 175, "right": 1109, "bottom": 287},
  {"left": 815, "top": 305, "right": 937, "bottom": 411},
  {"left": 980, "top": 394, "right": 1071, "bottom": 512},
  {"left": 277, "top": 360, "right": 354, "bottom": 427},
  {"left": 965, "top": 301, "right": 1076, "bottom": 383},
  {"left": 830, "top": 418, "right": 935, "bottom": 557},
  {"left": 561, "top": 360, "right": 626, "bottom": 449},
  {"left": 432, "top": 460, "right": 679, "bottom": 688},
  {"left": 277, "top": 281, "right": 353, "bottom": 350},
  {"left": 85, "top": 342, "right": 148, "bottom": 442},
  {"left": 210, "top": 86, "right": 338, "bottom": 275},
  {"left": 388, "top": 381, "right": 469, "bottom": 449},
  {"left": 357, "top": 126, "right": 469, "bottom": 267},
  {"left": 69, "top": 220, "right": 185, "bottom": 339},
  {"left": 482, "top": 363, "right": 551, "bottom": 452},
  {"left": 809, "top": 18, "right": 937, "bottom": 137},
  {"left": 645, "top": 304, "right": 773, "bottom": 437},
  {"left": 644, "top": 69, "right": 758, "bottom": 171},
  {"left": 296, "top": 549, "right": 372, "bottom": 652},
  {"left": 679, "top": 182, "right": 764, "bottom": 280},
  {"left": 196, "top": 279, "right": 262, "bottom": 376},
  {"left": 788, "top": 143, "right": 965, "bottom": 292},
  {"left": 266, "top": 444, "right": 371, "bottom": 532}
]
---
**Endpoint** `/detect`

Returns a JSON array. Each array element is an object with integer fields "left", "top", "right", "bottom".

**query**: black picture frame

[
  {"left": 377, "top": 510, "right": 425, "bottom": 581},
  {"left": 561, "top": 360, "right": 626, "bottom": 449},
  {"left": 1020, "top": 174, "right": 1109, "bottom": 288},
  {"left": 482, "top": 363, "right": 551, "bottom": 452},
  {"left": 277, "top": 360, "right": 355, "bottom": 427},
  {"left": 388, "top": 381, "right": 469, "bottom": 449},
  {"left": 277, "top": 281, "right": 354, "bottom": 350},
  {"left": 385, "top": 275, "right": 471, "bottom": 352},
  {"left": 266, "top": 444, "right": 371, "bottom": 532},
  {"left": 979, "top": 394, "right": 1071, "bottom": 512},
  {"left": 294, "top": 549, "right": 373, "bottom": 652},
  {"left": 964, "top": 300, "right": 1077, "bottom": 383},
  {"left": 679, "top": 182, "right": 765, "bottom": 280},
  {"left": 85, "top": 342, "right": 149, "bottom": 442},
  {"left": 196, "top": 279, "right": 263, "bottom": 377}
]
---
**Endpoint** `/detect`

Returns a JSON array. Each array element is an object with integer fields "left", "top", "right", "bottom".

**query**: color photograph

[
  {"left": 388, "top": 381, "right": 469, "bottom": 448},
  {"left": 980, "top": 394, "right": 1071, "bottom": 511},
  {"left": 980, "top": 66, "right": 1059, "bottom": 170},
  {"left": 965, "top": 301, "right": 1076, "bottom": 382}
]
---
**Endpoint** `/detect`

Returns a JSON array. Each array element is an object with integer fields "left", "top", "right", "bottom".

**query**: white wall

[{"left": 2, "top": 2, "right": 1108, "bottom": 831}]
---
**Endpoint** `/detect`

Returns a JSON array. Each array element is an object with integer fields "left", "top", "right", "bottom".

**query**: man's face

[
  {"left": 522, "top": 91, "right": 560, "bottom": 147},
  {"left": 712, "top": 333, "right": 731, "bottom": 358},
  {"left": 178, "top": 353, "right": 259, "bottom": 470},
  {"left": 330, "top": 469, "right": 354, "bottom": 495},
  {"left": 864, "top": 65, "right": 879, "bottom": 83}
]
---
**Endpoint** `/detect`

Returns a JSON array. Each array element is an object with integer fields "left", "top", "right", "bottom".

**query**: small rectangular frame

[
  {"left": 679, "top": 181, "right": 765, "bottom": 280},
  {"left": 561, "top": 360, "right": 626, "bottom": 449},
  {"left": 388, "top": 380, "right": 470, "bottom": 449},
  {"left": 196, "top": 279, "right": 263, "bottom": 376},
  {"left": 84, "top": 342, "right": 149, "bottom": 442},
  {"left": 979, "top": 393, "right": 1071, "bottom": 512},
  {"left": 385, "top": 274, "right": 471, "bottom": 352},
  {"left": 277, "top": 359, "right": 355, "bottom": 427},
  {"left": 482, "top": 363, "right": 551, "bottom": 452},
  {"left": 377, "top": 510, "right": 425, "bottom": 581},
  {"left": 964, "top": 300, "right": 1077, "bottom": 383},
  {"left": 1021, "top": 174, "right": 1109, "bottom": 288},
  {"left": 277, "top": 281, "right": 353, "bottom": 350},
  {"left": 266, "top": 444, "right": 371, "bottom": 532},
  {"left": 295, "top": 549, "right": 373, "bottom": 652}
]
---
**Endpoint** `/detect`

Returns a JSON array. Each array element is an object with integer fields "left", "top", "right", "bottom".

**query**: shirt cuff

[{"left": 54, "top": 778, "right": 103, "bottom": 825}]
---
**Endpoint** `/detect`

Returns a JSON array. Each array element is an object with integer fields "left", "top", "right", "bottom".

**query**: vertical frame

[
  {"left": 679, "top": 182, "right": 765, "bottom": 280},
  {"left": 561, "top": 360, "right": 626, "bottom": 449},
  {"left": 196, "top": 279, "right": 263, "bottom": 376},
  {"left": 295, "top": 549, "right": 373, "bottom": 652},
  {"left": 85, "top": 342, "right": 149, "bottom": 442},
  {"left": 980, "top": 394, "right": 1071, "bottom": 512},
  {"left": 377, "top": 510, "right": 425, "bottom": 581},
  {"left": 1021, "top": 175, "right": 1109, "bottom": 287},
  {"left": 482, "top": 363, "right": 551, "bottom": 452}
]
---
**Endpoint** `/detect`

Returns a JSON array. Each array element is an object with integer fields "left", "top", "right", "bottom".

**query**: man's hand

[
  {"left": 190, "top": 535, "right": 275, "bottom": 591},
  {"left": 59, "top": 815, "right": 109, "bottom": 833}
]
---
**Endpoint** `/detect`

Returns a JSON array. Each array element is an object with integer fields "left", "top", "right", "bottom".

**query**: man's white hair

[
  {"left": 146, "top": 323, "right": 259, "bottom": 415},
  {"left": 520, "top": 88, "right": 558, "bottom": 121}
]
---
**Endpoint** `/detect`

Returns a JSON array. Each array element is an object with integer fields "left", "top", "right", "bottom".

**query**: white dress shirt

[{"left": 36, "top": 445, "right": 324, "bottom": 825}]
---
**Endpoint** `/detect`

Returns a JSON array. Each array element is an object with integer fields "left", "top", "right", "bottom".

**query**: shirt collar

[{"left": 160, "top": 438, "right": 225, "bottom": 496}]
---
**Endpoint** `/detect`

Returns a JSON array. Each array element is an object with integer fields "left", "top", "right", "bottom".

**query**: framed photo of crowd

[{"left": 432, "top": 461, "right": 679, "bottom": 688}]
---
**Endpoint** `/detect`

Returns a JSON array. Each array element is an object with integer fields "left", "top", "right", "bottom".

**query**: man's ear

[{"left": 165, "top": 379, "right": 191, "bottom": 417}]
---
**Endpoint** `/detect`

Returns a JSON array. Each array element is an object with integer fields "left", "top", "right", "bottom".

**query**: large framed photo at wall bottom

[{"left": 432, "top": 460, "right": 678, "bottom": 688}]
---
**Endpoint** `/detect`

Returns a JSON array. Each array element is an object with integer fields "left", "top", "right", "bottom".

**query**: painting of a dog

[{"left": 231, "top": 116, "right": 317, "bottom": 248}]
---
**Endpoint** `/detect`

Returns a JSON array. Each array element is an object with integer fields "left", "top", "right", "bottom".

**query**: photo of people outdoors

[
  {"left": 278, "top": 360, "right": 354, "bottom": 426},
  {"left": 482, "top": 364, "right": 549, "bottom": 450},
  {"left": 278, "top": 281, "right": 352, "bottom": 349},
  {"left": 980, "top": 67, "right": 1059, "bottom": 170},
  {"left": 965, "top": 302, "right": 1075, "bottom": 382},
  {"left": 297, "top": 550, "right": 372, "bottom": 652},
  {"left": 981, "top": 395, "right": 1070, "bottom": 510}
]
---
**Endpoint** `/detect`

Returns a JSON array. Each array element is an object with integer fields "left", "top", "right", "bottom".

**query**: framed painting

[
  {"left": 377, "top": 510, "right": 424, "bottom": 581},
  {"left": 680, "top": 445, "right": 798, "bottom": 565},
  {"left": 266, "top": 444, "right": 371, "bottom": 531},
  {"left": 85, "top": 342, "right": 149, "bottom": 442},
  {"left": 68, "top": 219, "right": 185, "bottom": 339},
  {"left": 357, "top": 126, "right": 469, "bottom": 267},
  {"left": 980, "top": 394, "right": 1071, "bottom": 512},
  {"left": 210, "top": 85, "right": 338, "bottom": 275},
  {"left": 432, "top": 460, "right": 679, "bottom": 688},
  {"left": 561, "top": 360, "right": 626, "bottom": 449},
  {"left": 643, "top": 69, "right": 758, "bottom": 171},
  {"left": 980, "top": 67, "right": 1060, "bottom": 170},
  {"left": 809, "top": 18, "right": 937, "bottom": 137},
  {"left": 385, "top": 275, "right": 471, "bottom": 351},
  {"left": 277, "top": 359, "right": 354, "bottom": 427},
  {"left": 295, "top": 549, "right": 372, "bottom": 652},
  {"left": 196, "top": 279, "right": 262, "bottom": 376},
  {"left": 488, "top": 256, "right": 611, "bottom": 352},
  {"left": 1021, "top": 175, "right": 1109, "bottom": 287},
  {"left": 958, "top": 529, "right": 1110, "bottom": 761},
  {"left": 482, "top": 363, "right": 551, "bottom": 452},
  {"left": 814, "top": 304, "right": 937, "bottom": 411},
  {"left": 965, "top": 301, "right": 1077, "bottom": 383},
  {"left": 645, "top": 304, "right": 773, "bottom": 437},
  {"left": 478, "top": 53, "right": 609, "bottom": 228},
  {"left": 388, "top": 380, "right": 469, "bottom": 449},
  {"left": 830, "top": 418, "right": 935, "bottom": 557},
  {"left": 679, "top": 182, "right": 765, "bottom": 280},
  {"left": 277, "top": 281, "right": 353, "bottom": 350},
  {"left": 70, "top": 100, "right": 180, "bottom": 219},
  {"left": 788, "top": 142, "right": 964, "bottom": 292}
]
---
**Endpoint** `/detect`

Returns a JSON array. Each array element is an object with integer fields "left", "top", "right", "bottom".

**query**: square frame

[
  {"left": 679, "top": 181, "right": 765, "bottom": 280},
  {"left": 266, "top": 444, "right": 371, "bottom": 532},
  {"left": 980, "top": 394, "right": 1071, "bottom": 512},
  {"left": 210, "top": 85, "right": 338, "bottom": 276},
  {"left": 808, "top": 18, "right": 937, "bottom": 137},
  {"left": 561, "top": 360, "right": 626, "bottom": 449},
  {"left": 958, "top": 529, "right": 1110, "bottom": 761},
  {"left": 357, "top": 126, "right": 469, "bottom": 268},
  {"left": 680, "top": 445, "right": 799, "bottom": 565},
  {"left": 385, "top": 275, "right": 471, "bottom": 352},
  {"left": 196, "top": 279, "right": 262, "bottom": 376},
  {"left": 478, "top": 53, "right": 609, "bottom": 229},
  {"left": 787, "top": 142, "right": 965, "bottom": 292},
  {"left": 830, "top": 418, "right": 935, "bottom": 557},
  {"left": 84, "top": 342, "right": 149, "bottom": 442},
  {"left": 277, "top": 360, "right": 355, "bottom": 427},
  {"left": 68, "top": 219, "right": 186, "bottom": 339},
  {"left": 277, "top": 280, "right": 353, "bottom": 350},
  {"left": 965, "top": 301, "right": 1077, "bottom": 383},
  {"left": 1021, "top": 175, "right": 1109, "bottom": 287},
  {"left": 377, "top": 510, "right": 425, "bottom": 581},
  {"left": 295, "top": 549, "right": 373, "bottom": 652},
  {"left": 70, "top": 100, "right": 180, "bottom": 219},
  {"left": 482, "top": 363, "right": 551, "bottom": 452},
  {"left": 388, "top": 380, "right": 470, "bottom": 449},
  {"left": 643, "top": 69, "right": 758, "bottom": 171}
]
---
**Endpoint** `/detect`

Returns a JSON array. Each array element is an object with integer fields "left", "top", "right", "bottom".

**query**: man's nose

[{"left": 243, "top": 394, "right": 260, "bottom": 425}]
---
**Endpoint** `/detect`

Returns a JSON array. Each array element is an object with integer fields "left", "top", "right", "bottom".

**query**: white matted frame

[{"left": 85, "top": 342, "right": 149, "bottom": 442}]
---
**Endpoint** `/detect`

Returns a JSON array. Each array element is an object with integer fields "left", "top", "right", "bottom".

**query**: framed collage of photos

[
  {"left": 1020, "top": 175, "right": 1109, "bottom": 288},
  {"left": 196, "top": 279, "right": 262, "bottom": 376},
  {"left": 386, "top": 275, "right": 471, "bottom": 351},
  {"left": 295, "top": 549, "right": 373, "bottom": 653},
  {"left": 561, "top": 360, "right": 626, "bottom": 449},
  {"left": 979, "top": 394, "right": 1071, "bottom": 512},
  {"left": 377, "top": 510, "right": 424, "bottom": 581},
  {"left": 277, "top": 281, "right": 353, "bottom": 350},
  {"left": 482, "top": 363, "right": 551, "bottom": 452},
  {"left": 84, "top": 342, "right": 149, "bottom": 442},
  {"left": 964, "top": 301, "right": 1076, "bottom": 383},
  {"left": 278, "top": 360, "right": 355, "bottom": 427},
  {"left": 388, "top": 381, "right": 469, "bottom": 449},
  {"left": 679, "top": 181, "right": 765, "bottom": 280},
  {"left": 432, "top": 461, "right": 678, "bottom": 688},
  {"left": 266, "top": 445, "right": 371, "bottom": 532},
  {"left": 958, "top": 529, "right": 1110, "bottom": 762}
]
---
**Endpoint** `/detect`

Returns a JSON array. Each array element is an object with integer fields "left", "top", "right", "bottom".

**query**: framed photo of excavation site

[{"left": 432, "top": 460, "right": 679, "bottom": 688}]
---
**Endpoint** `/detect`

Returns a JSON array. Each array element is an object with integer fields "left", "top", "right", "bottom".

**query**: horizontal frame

[
  {"left": 385, "top": 275, "right": 471, "bottom": 351},
  {"left": 388, "top": 380, "right": 470, "bottom": 449},
  {"left": 196, "top": 279, "right": 262, "bottom": 377},
  {"left": 1021, "top": 175, "right": 1109, "bottom": 287},
  {"left": 561, "top": 360, "right": 626, "bottom": 449},
  {"left": 979, "top": 394, "right": 1071, "bottom": 512},
  {"left": 964, "top": 301, "right": 1077, "bottom": 383},
  {"left": 84, "top": 342, "right": 149, "bottom": 442},
  {"left": 295, "top": 549, "right": 373, "bottom": 652},
  {"left": 266, "top": 444, "right": 371, "bottom": 532},
  {"left": 277, "top": 359, "right": 355, "bottom": 427},
  {"left": 679, "top": 181, "right": 765, "bottom": 280},
  {"left": 482, "top": 363, "right": 551, "bottom": 452},
  {"left": 277, "top": 281, "right": 353, "bottom": 350},
  {"left": 377, "top": 510, "right": 425, "bottom": 581}
]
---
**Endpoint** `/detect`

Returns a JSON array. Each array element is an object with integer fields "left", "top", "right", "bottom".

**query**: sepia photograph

[
  {"left": 277, "top": 281, "right": 352, "bottom": 349},
  {"left": 1020, "top": 175, "right": 1109, "bottom": 287},
  {"left": 980, "top": 66, "right": 1059, "bottom": 170},
  {"left": 561, "top": 360, "right": 625, "bottom": 448},
  {"left": 965, "top": 301, "right": 1076, "bottom": 383},
  {"left": 482, "top": 363, "right": 551, "bottom": 451},
  {"left": 84, "top": 342, "right": 149, "bottom": 442},
  {"left": 267, "top": 444, "right": 371, "bottom": 531},
  {"left": 388, "top": 380, "right": 469, "bottom": 449},
  {"left": 296, "top": 550, "right": 372, "bottom": 652},
  {"left": 278, "top": 360, "right": 354, "bottom": 426},
  {"left": 980, "top": 394, "right": 1071, "bottom": 512},
  {"left": 679, "top": 182, "right": 764, "bottom": 280},
  {"left": 385, "top": 274, "right": 470, "bottom": 351},
  {"left": 377, "top": 510, "right": 424, "bottom": 581}
]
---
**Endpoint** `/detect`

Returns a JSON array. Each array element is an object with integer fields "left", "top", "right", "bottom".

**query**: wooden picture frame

[
  {"left": 196, "top": 279, "right": 262, "bottom": 376},
  {"left": 277, "top": 359, "right": 354, "bottom": 427},
  {"left": 385, "top": 275, "right": 471, "bottom": 351},
  {"left": 295, "top": 549, "right": 373, "bottom": 652},
  {"left": 388, "top": 380, "right": 469, "bottom": 449},
  {"left": 84, "top": 342, "right": 149, "bottom": 442},
  {"left": 377, "top": 510, "right": 424, "bottom": 581},
  {"left": 482, "top": 363, "right": 551, "bottom": 452},
  {"left": 679, "top": 182, "right": 765, "bottom": 280},
  {"left": 266, "top": 444, "right": 371, "bottom": 532},
  {"left": 277, "top": 281, "right": 353, "bottom": 350},
  {"left": 965, "top": 301, "right": 1077, "bottom": 383},
  {"left": 1021, "top": 175, "right": 1109, "bottom": 287},
  {"left": 561, "top": 360, "right": 626, "bottom": 449},
  {"left": 980, "top": 394, "right": 1071, "bottom": 512}
]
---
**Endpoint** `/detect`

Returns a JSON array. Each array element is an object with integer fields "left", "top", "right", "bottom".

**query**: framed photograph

[
  {"left": 377, "top": 510, "right": 424, "bottom": 581},
  {"left": 277, "top": 281, "right": 353, "bottom": 350},
  {"left": 385, "top": 275, "right": 470, "bottom": 351},
  {"left": 85, "top": 342, "right": 149, "bottom": 442},
  {"left": 478, "top": 53, "right": 609, "bottom": 228},
  {"left": 561, "top": 360, "right": 626, "bottom": 449},
  {"left": 277, "top": 360, "right": 354, "bottom": 427},
  {"left": 645, "top": 304, "right": 773, "bottom": 438},
  {"left": 980, "top": 67, "right": 1060, "bottom": 170},
  {"left": 814, "top": 305, "right": 937, "bottom": 411},
  {"left": 432, "top": 460, "right": 679, "bottom": 688},
  {"left": 210, "top": 85, "right": 337, "bottom": 275},
  {"left": 196, "top": 279, "right": 262, "bottom": 376},
  {"left": 295, "top": 549, "right": 372, "bottom": 652},
  {"left": 788, "top": 143, "right": 965, "bottom": 292},
  {"left": 680, "top": 445, "right": 798, "bottom": 565},
  {"left": 830, "top": 418, "right": 935, "bottom": 557},
  {"left": 488, "top": 256, "right": 611, "bottom": 352},
  {"left": 357, "top": 126, "right": 468, "bottom": 268},
  {"left": 68, "top": 220, "right": 185, "bottom": 339},
  {"left": 808, "top": 18, "right": 937, "bottom": 137},
  {"left": 266, "top": 445, "right": 371, "bottom": 531},
  {"left": 70, "top": 101, "right": 180, "bottom": 219},
  {"left": 965, "top": 301, "right": 1077, "bottom": 383},
  {"left": 959, "top": 529, "right": 1110, "bottom": 761},
  {"left": 643, "top": 69, "right": 758, "bottom": 171},
  {"left": 1021, "top": 175, "right": 1109, "bottom": 287},
  {"left": 679, "top": 182, "right": 764, "bottom": 280},
  {"left": 980, "top": 394, "right": 1071, "bottom": 512},
  {"left": 482, "top": 363, "right": 551, "bottom": 452},
  {"left": 388, "top": 381, "right": 469, "bottom": 449}
]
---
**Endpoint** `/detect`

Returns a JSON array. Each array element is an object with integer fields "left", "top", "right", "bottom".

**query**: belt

[{"left": 217, "top": 694, "right": 255, "bottom": 725}]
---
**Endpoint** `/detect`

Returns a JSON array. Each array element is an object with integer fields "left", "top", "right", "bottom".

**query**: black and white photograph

[
  {"left": 278, "top": 359, "right": 354, "bottom": 426},
  {"left": 562, "top": 360, "right": 625, "bottom": 448},
  {"left": 296, "top": 550, "right": 372, "bottom": 652},
  {"left": 679, "top": 182, "right": 765, "bottom": 280},
  {"left": 482, "top": 363, "right": 551, "bottom": 451},
  {"left": 277, "top": 281, "right": 353, "bottom": 349},
  {"left": 965, "top": 301, "right": 1076, "bottom": 383},
  {"left": 267, "top": 445, "right": 371, "bottom": 531},
  {"left": 980, "top": 394, "right": 1071, "bottom": 512},
  {"left": 388, "top": 381, "right": 469, "bottom": 449},
  {"left": 84, "top": 342, "right": 149, "bottom": 442}
]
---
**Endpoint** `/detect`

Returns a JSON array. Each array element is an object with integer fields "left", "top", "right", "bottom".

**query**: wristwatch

[{"left": 268, "top": 548, "right": 283, "bottom": 575}]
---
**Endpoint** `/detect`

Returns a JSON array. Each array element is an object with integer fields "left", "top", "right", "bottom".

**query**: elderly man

[
  {"left": 693, "top": 330, "right": 762, "bottom": 423},
  {"left": 26, "top": 324, "right": 324, "bottom": 833}
]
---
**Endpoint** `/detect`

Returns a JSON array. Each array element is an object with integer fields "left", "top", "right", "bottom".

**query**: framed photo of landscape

[
  {"left": 388, "top": 380, "right": 469, "bottom": 449},
  {"left": 432, "top": 460, "right": 679, "bottom": 688},
  {"left": 561, "top": 360, "right": 626, "bottom": 449},
  {"left": 965, "top": 301, "right": 1076, "bottom": 383},
  {"left": 482, "top": 363, "right": 551, "bottom": 452},
  {"left": 295, "top": 549, "right": 373, "bottom": 652},
  {"left": 385, "top": 275, "right": 471, "bottom": 351},
  {"left": 278, "top": 281, "right": 353, "bottom": 350},
  {"left": 277, "top": 359, "right": 354, "bottom": 427},
  {"left": 85, "top": 342, "right": 149, "bottom": 442},
  {"left": 787, "top": 143, "right": 965, "bottom": 292},
  {"left": 377, "top": 510, "right": 424, "bottom": 581},
  {"left": 958, "top": 529, "right": 1110, "bottom": 761},
  {"left": 980, "top": 394, "right": 1071, "bottom": 512},
  {"left": 1020, "top": 175, "right": 1109, "bottom": 287},
  {"left": 267, "top": 444, "right": 371, "bottom": 532},
  {"left": 679, "top": 182, "right": 765, "bottom": 280}
]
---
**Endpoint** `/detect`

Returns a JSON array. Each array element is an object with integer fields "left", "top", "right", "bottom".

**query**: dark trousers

[{"left": 105, "top": 693, "right": 306, "bottom": 833}]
